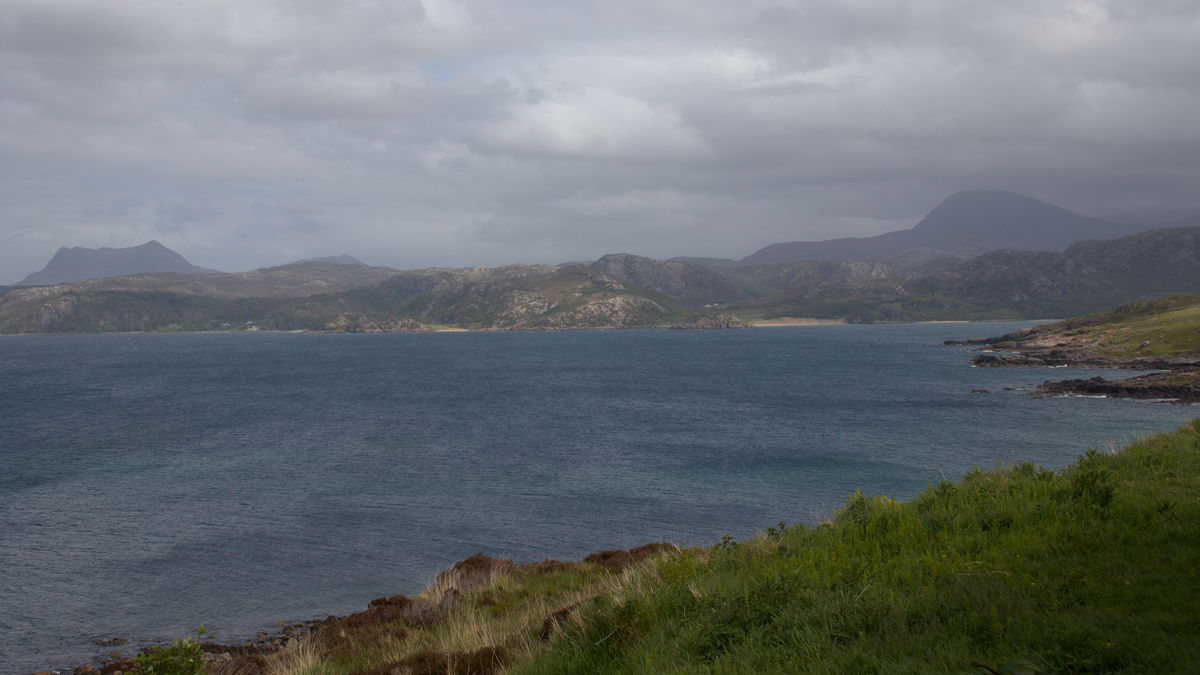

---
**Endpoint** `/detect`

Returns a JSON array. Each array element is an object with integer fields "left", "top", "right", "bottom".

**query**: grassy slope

[
  {"left": 252, "top": 421, "right": 1200, "bottom": 675},
  {"left": 1026, "top": 295, "right": 1200, "bottom": 358},
  {"left": 518, "top": 422, "right": 1200, "bottom": 674}
]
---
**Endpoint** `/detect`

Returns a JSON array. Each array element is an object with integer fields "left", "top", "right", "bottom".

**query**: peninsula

[{"left": 952, "top": 295, "right": 1200, "bottom": 400}]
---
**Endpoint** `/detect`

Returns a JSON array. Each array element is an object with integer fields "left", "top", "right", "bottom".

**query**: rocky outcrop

[
  {"left": 669, "top": 313, "right": 750, "bottom": 330},
  {"left": 590, "top": 253, "right": 747, "bottom": 305},
  {"left": 513, "top": 295, "right": 669, "bottom": 330},
  {"left": 1037, "top": 370, "right": 1200, "bottom": 401},
  {"left": 952, "top": 296, "right": 1200, "bottom": 401},
  {"left": 320, "top": 313, "right": 430, "bottom": 333}
]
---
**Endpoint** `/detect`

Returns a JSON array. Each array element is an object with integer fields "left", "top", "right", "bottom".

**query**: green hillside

[{"left": 1021, "top": 296, "right": 1200, "bottom": 358}]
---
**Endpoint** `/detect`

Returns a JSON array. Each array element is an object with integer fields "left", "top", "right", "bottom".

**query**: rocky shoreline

[{"left": 947, "top": 325, "right": 1200, "bottom": 402}]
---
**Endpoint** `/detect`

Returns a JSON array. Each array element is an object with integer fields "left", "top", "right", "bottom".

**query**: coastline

[{"left": 748, "top": 318, "right": 846, "bottom": 326}]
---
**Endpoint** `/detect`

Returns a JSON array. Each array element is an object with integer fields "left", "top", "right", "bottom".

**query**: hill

[
  {"left": 743, "top": 190, "right": 1168, "bottom": 264},
  {"left": 0, "top": 263, "right": 698, "bottom": 333},
  {"left": 122, "top": 420, "right": 1200, "bottom": 674},
  {"left": 731, "top": 226, "right": 1200, "bottom": 322},
  {"left": 67, "top": 261, "right": 407, "bottom": 299},
  {"left": 16, "top": 240, "right": 220, "bottom": 286},
  {"left": 590, "top": 253, "right": 748, "bottom": 305},
  {"left": 290, "top": 255, "right": 367, "bottom": 266},
  {"left": 954, "top": 295, "right": 1200, "bottom": 400}
]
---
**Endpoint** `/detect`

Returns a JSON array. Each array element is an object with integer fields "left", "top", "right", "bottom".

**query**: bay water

[{"left": 1, "top": 324, "right": 1194, "bottom": 672}]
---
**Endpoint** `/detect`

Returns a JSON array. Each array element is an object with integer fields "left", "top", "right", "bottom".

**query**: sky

[{"left": 2, "top": 0, "right": 1199, "bottom": 279}]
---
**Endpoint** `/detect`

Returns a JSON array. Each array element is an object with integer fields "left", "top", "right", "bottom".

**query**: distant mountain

[
  {"left": 59, "top": 261, "right": 405, "bottom": 299},
  {"left": 730, "top": 226, "right": 1200, "bottom": 322},
  {"left": 743, "top": 190, "right": 1164, "bottom": 264},
  {"left": 291, "top": 255, "right": 367, "bottom": 266},
  {"left": 16, "top": 240, "right": 220, "bottom": 286}
]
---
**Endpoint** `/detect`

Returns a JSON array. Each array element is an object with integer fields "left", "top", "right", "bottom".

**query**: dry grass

[{"left": 236, "top": 545, "right": 679, "bottom": 675}]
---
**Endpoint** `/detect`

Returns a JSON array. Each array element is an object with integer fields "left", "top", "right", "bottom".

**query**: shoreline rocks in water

[
  {"left": 1036, "top": 368, "right": 1200, "bottom": 402},
  {"left": 946, "top": 298, "right": 1200, "bottom": 402}
]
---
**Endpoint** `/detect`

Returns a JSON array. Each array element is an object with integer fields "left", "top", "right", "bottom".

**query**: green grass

[
  {"left": 517, "top": 421, "right": 1200, "bottom": 674},
  {"left": 1034, "top": 296, "right": 1200, "bottom": 357}
]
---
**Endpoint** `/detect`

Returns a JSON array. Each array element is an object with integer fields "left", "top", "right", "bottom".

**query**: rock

[
  {"left": 321, "top": 313, "right": 429, "bottom": 333},
  {"left": 91, "top": 638, "right": 128, "bottom": 647},
  {"left": 1036, "top": 369, "right": 1200, "bottom": 401},
  {"left": 970, "top": 389, "right": 990, "bottom": 394},
  {"left": 73, "top": 667, "right": 99, "bottom": 675},
  {"left": 669, "top": 313, "right": 750, "bottom": 330}
]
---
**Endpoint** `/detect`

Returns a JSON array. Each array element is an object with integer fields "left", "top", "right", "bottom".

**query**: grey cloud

[{"left": 1, "top": 0, "right": 1198, "bottom": 282}]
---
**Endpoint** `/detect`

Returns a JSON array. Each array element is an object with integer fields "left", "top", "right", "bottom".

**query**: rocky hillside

[
  {"left": 743, "top": 189, "right": 1168, "bottom": 264},
  {"left": 589, "top": 253, "right": 747, "bottom": 305},
  {"left": 312, "top": 264, "right": 693, "bottom": 330},
  {"left": 16, "top": 240, "right": 220, "bottom": 286},
  {"left": 949, "top": 296, "right": 1200, "bottom": 401},
  {"left": 0, "top": 263, "right": 697, "bottom": 333},
  {"left": 730, "top": 226, "right": 1200, "bottom": 322}
]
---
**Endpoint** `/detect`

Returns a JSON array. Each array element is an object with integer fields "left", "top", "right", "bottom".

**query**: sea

[{"left": 1, "top": 324, "right": 1195, "bottom": 673}]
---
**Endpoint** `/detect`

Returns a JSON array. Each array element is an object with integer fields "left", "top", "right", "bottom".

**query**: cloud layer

[{"left": 2, "top": 0, "right": 1198, "bottom": 277}]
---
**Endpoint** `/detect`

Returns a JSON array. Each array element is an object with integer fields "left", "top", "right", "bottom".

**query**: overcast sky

[{"left": 2, "top": 0, "right": 1198, "bottom": 278}]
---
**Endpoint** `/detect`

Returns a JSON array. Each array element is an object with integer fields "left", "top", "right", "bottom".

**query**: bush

[{"left": 133, "top": 637, "right": 204, "bottom": 675}]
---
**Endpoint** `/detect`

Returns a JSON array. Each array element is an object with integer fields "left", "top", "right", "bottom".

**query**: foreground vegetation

[{"left": 153, "top": 420, "right": 1200, "bottom": 675}]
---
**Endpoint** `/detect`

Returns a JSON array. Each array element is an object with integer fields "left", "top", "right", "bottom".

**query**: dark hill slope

[
  {"left": 732, "top": 227, "right": 1200, "bottom": 321},
  {"left": 57, "top": 262, "right": 405, "bottom": 299},
  {"left": 744, "top": 190, "right": 1162, "bottom": 264},
  {"left": 590, "top": 253, "right": 747, "bottom": 305},
  {"left": 17, "top": 240, "right": 220, "bottom": 286}
]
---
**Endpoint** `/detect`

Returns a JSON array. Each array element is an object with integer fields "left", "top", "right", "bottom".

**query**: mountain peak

[
  {"left": 742, "top": 190, "right": 1159, "bottom": 264},
  {"left": 17, "top": 241, "right": 220, "bottom": 286}
]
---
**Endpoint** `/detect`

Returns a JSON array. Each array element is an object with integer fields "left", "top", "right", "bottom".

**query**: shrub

[{"left": 133, "top": 637, "right": 204, "bottom": 675}]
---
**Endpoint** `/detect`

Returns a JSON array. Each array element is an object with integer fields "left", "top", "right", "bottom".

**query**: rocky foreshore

[
  {"left": 947, "top": 310, "right": 1200, "bottom": 402},
  {"left": 1035, "top": 369, "right": 1200, "bottom": 402}
]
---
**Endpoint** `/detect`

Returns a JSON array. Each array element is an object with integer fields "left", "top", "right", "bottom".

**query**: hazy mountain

[
  {"left": 743, "top": 190, "right": 1163, "bottom": 264},
  {"left": 15, "top": 261, "right": 404, "bottom": 299},
  {"left": 16, "top": 240, "right": 220, "bottom": 286},
  {"left": 732, "top": 226, "right": 1200, "bottom": 321},
  {"left": 291, "top": 255, "right": 367, "bottom": 266}
]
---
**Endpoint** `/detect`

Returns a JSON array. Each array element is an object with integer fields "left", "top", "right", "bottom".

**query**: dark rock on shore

[
  {"left": 321, "top": 313, "right": 430, "bottom": 333},
  {"left": 669, "top": 313, "right": 750, "bottom": 330},
  {"left": 1037, "top": 369, "right": 1200, "bottom": 401}
]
